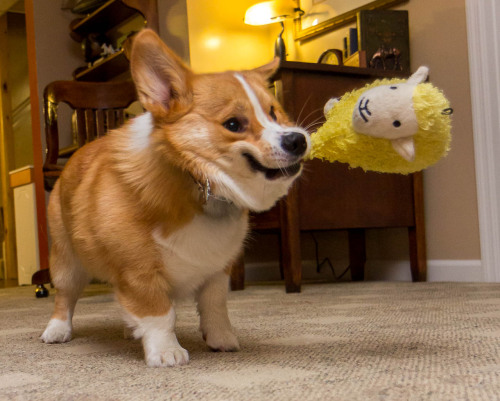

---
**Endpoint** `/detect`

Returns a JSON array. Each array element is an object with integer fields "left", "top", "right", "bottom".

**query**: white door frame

[{"left": 466, "top": 0, "right": 500, "bottom": 282}]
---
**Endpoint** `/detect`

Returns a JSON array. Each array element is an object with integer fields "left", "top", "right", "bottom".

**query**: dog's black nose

[{"left": 281, "top": 132, "right": 307, "bottom": 156}]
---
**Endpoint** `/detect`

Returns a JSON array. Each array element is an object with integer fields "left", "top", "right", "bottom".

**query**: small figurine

[
  {"left": 309, "top": 66, "right": 452, "bottom": 174},
  {"left": 100, "top": 43, "right": 116, "bottom": 57}
]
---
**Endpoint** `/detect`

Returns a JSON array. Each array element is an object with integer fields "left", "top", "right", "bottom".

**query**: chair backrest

[{"left": 43, "top": 80, "right": 138, "bottom": 184}]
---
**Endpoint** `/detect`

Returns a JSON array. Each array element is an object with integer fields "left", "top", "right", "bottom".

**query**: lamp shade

[{"left": 244, "top": 0, "right": 297, "bottom": 26}]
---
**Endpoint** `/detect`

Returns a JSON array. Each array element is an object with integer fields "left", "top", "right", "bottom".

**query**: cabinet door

[{"left": 299, "top": 159, "right": 414, "bottom": 230}]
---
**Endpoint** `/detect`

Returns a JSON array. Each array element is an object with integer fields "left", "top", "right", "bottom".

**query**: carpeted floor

[{"left": 1, "top": 281, "right": 499, "bottom": 400}]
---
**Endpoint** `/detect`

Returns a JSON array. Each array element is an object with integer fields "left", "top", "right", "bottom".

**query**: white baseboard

[
  {"left": 243, "top": 259, "right": 484, "bottom": 283},
  {"left": 427, "top": 259, "right": 483, "bottom": 282},
  {"left": 367, "top": 259, "right": 484, "bottom": 282}
]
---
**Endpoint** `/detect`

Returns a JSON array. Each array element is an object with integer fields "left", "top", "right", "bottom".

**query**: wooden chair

[
  {"left": 33, "top": 80, "right": 138, "bottom": 294},
  {"left": 42, "top": 80, "right": 138, "bottom": 190}
]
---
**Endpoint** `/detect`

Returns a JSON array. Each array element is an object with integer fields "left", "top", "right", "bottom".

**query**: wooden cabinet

[
  {"left": 69, "top": 0, "right": 158, "bottom": 81},
  {"left": 232, "top": 62, "right": 426, "bottom": 293}
]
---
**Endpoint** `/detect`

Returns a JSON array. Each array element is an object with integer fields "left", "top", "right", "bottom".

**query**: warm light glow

[
  {"left": 244, "top": 0, "right": 296, "bottom": 26},
  {"left": 204, "top": 36, "right": 221, "bottom": 49},
  {"left": 245, "top": 2, "right": 275, "bottom": 25}
]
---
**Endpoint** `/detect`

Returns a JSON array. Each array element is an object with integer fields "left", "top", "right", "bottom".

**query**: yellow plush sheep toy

[{"left": 309, "top": 66, "right": 452, "bottom": 174}]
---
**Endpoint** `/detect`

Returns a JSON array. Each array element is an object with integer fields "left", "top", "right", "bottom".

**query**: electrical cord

[{"left": 310, "top": 232, "right": 351, "bottom": 280}]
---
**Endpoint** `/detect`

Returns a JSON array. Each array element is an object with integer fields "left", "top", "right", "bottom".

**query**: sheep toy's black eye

[
  {"left": 393, "top": 120, "right": 402, "bottom": 128},
  {"left": 270, "top": 105, "right": 277, "bottom": 121},
  {"left": 223, "top": 117, "right": 245, "bottom": 133},
  {"left": 390, "top": 86, "right": 398, "bottom": 90}
]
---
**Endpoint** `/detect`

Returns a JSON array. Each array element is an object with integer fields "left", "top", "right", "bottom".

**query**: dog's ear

[
  {"left": 130, "top": 29, "right": 192, "bottom": 115},
  {"left": 252, "top": 58, "right": 280, "bottom": 81}
]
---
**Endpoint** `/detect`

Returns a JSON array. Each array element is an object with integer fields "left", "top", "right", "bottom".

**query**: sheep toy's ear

[
  {"left": 324, "top": 97, "right": 340, "bottom": 116},
  {"left": 407, "top": 66, "right": 429, "bottom": 85}
]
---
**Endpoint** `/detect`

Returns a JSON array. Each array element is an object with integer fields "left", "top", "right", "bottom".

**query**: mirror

[{"left": 295, "top": 0, "right": 408, "bottom": 41}]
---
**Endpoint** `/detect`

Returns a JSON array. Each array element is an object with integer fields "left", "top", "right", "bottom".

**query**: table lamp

[{"left": 244, "top": 0, "right": 302, "bottom": 60}]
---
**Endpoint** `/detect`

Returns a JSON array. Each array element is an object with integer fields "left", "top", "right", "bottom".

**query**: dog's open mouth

[{"left": 243, "top": 153, "right": 302, "bottom": 180}]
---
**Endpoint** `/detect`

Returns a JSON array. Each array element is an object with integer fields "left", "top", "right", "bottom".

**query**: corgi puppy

[{"left": 40, "top": 29, "right": 310, "bottom": 367}]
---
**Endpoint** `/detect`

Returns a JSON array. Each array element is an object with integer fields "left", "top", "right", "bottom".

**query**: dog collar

[
  {"left": 195, "top": 177, "right": 233, "bottom": 205},
  {"left": 196, "top": 178, "right": 212, "bottom": 205}
]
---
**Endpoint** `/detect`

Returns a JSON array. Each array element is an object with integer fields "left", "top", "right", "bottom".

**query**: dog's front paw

[
  {"left": 204, "top": 329, "right": 240, "bottom": 352},
  {"left": 145, "top": 346, "right": 189, "bottom": 367},
  {"left": 40, "top": 318, "right": 72, "bottom": 343}
]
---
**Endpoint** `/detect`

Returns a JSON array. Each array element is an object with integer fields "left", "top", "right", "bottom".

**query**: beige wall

[
  {"left": 404, "top": 0, "right": 479, "bottom": 261},
  {"left": 158, "top": 0, "right": 190, "bottom": 63},
  {"left": 186, "top": 0, "right": 280, "bottom": 73}
]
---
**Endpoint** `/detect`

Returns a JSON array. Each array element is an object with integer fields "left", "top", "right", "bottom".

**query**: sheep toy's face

[
  {"left": 351, "top": 66, "right": 429, "bottom": 162},
  {"left": 352, "top": 82, "right": 419, "bottom": 161},
  {"left": 353, "top": 83, "right": 418, "bottom": 139},
  {"left": 310, "top": 66, "right": 452, "bottom": 174}
]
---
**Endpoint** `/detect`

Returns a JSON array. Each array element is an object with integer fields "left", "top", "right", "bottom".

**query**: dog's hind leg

[
  {"left": 41, "top": 184, "right": 90, "bottom": 343},
  {"left": 40, "top": 243, "right": 89, "bottom": 343},
  {"left": 196, "top": 270, "right": 240, "bottom": 352}
]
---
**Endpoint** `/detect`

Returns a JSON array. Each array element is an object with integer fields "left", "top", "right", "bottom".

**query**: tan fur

[{"left": 41, "top": 29, "right": 310, "bottom": 367}]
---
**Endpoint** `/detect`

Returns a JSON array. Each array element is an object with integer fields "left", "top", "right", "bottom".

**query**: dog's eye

[
  {"left": 270, "top": 106, "right": 277, "bottom": 121},
  {"left": 223, "top": 117, "right": 245, "bottom": 133}
]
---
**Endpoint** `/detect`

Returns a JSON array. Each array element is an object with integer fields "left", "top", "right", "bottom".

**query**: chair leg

[
  {"left": 32, "top": 269, "right": 51, "bottom": 298},
  {"left": 348, "top": 229, "right": 366, "bottom": 281}
]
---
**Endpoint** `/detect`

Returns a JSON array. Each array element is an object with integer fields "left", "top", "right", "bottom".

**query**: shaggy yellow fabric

[{"left": 309, "top": 78, "right": 452, "bottom": 174}]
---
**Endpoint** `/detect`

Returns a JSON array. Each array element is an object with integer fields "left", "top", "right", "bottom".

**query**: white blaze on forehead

[
  {"left": 233, "top": 73, "right": 281, "bottom": 132},
  {"left": 233, "top": 72, "right": 310, "bottom": 160}
]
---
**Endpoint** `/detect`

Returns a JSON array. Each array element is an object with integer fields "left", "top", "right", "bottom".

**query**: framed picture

[
  {"left": 294, "top": 0, "right": 409, "bottom": 41},
  {"left": 358, "top": 10, "right": 410, "bottom": 71}
]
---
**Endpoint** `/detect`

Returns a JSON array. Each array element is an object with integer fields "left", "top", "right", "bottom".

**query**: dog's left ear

[
  {"left": 252, "top": 58, "right": 281, "bottom": 82},
  {"left": 130, "top": 29, "right": 192, "bottom": 115}
]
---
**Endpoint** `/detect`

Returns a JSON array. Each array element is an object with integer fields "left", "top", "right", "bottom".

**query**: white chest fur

[{"left": 152, "top": 201, "right": 248, "bottom": 298}]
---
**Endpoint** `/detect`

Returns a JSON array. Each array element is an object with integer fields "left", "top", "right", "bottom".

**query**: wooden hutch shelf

[
  {"left": 74, "top": 49, "right": 129, "bottom": 82},
  {"left": 72, "top": 1, "right": 142, "bottom": 38},
  {"left": 69, "top": 0, "right": 158, "bottom": 81}
]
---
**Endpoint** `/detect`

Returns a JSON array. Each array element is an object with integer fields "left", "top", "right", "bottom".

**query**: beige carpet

[{"left": 1, "top": 281, "right": 499, "bottom": 400}]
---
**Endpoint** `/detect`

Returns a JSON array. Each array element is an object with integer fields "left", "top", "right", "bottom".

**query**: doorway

[
  {"left": 466, "top": 1, "right": 500, "bottom": 282},
  {"left": 0, "top": 1, "right": 33, "bottom": 287}
]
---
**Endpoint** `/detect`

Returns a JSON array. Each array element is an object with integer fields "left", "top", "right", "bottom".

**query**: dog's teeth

[{"left": 244, "top": 153, "right": 302, "bottom": 180}]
